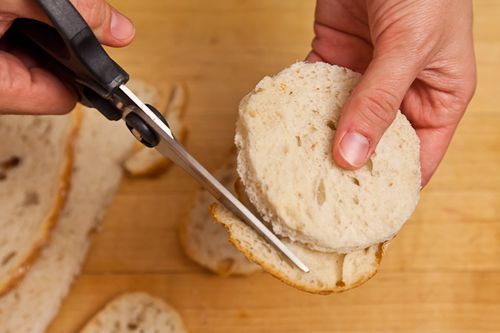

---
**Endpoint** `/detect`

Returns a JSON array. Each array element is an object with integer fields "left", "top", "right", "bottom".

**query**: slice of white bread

[
  {"left": 0, "top": 112, "right": 81, "bottom": 295},
  {"left": 79, "top": 292, "right": 188, "bottom": 333},
  {"left": 211, "top": 204, "right": 386, "bottom": 294},
  {"left": 236, "top": 62, "right": 421, "bottom": 252},
  {"left": 180, "top": 155, "right": 261, "bottom": 276},
  {"left": 123, "top": 82, "right": 188, "bottom": 177},
  {"left": 0, "top": 106, "right": 136, "bottom": 332}
]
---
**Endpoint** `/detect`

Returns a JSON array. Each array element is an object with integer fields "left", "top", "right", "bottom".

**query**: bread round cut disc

[{"left": 236, "top": 62, "right": 421, "bottom": 252}]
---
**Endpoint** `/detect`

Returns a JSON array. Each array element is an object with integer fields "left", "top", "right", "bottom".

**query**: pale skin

[
  {"left": 0, "top": 0, "right": 476, "bottom": 186},
  {"left": 307, "top": 0, "right": 476, "bottom": 186},
  {"left": 0, "top": 0, "right": 135, "bottom": 114}
]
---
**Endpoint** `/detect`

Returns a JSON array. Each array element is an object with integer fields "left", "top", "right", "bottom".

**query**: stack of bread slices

[
  {"left": 210, "top": 62, "right": 421, "bottom": 294},
  {"left": 0, "top": 81, "right": 188, "bottom": 332}
]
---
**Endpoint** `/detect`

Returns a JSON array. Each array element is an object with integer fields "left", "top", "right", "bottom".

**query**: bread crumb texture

[{"left": 236, "top": 62, "right": 421, "bottom": 253}]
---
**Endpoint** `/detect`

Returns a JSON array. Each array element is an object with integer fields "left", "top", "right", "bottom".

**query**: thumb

[
  {"left": 332, "top": 53, "right": 420, "bottom": 169},
  {"left": 6, "top": 0, "right": 135, "bottom": 47},
  {"left": 71, "top": 0, "right": 135, "bottom": 47}
]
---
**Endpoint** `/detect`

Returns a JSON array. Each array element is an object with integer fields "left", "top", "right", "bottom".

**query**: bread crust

[
  {"left": 210, "top": 204, "right": 386, "bottom": 294},
  {"left": 0, "top": 110, "right": 83, "bottom": 296}
]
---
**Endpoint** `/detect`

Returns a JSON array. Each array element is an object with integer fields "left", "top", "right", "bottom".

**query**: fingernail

[
  {"left": 110, "top": 10, "right": 135, "bottom": 40},
  {"left": 339, "top": 131, "right": 370, "bottom": 168}
]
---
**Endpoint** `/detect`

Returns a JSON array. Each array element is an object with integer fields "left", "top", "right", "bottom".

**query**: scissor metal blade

[{"left": 119, "top": 85, "right": 310, "bottom": 273}]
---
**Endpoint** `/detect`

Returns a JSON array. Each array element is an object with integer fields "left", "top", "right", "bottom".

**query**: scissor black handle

[
  {"left": 34, "top": 0, "right": 129, "bottom": 96},
  {"left": 3, "top": 0, "right": 130, "bottom": 120}
]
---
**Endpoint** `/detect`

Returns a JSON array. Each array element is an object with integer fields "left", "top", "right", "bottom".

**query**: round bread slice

[
  {"left": 236, "top": 61, "right": 420, "bottom": 252},
  {"left": 211, "top": 204, "right": 386, "bottom": 294},
  {"left": 0, "top": 112, "right": 81, "bottom": 296},
  {"left": 180, "top": 155, "right": 261, "bottom": 276},
  {"left": 79, "top": 292, "right": 187, "bottom": 333}
]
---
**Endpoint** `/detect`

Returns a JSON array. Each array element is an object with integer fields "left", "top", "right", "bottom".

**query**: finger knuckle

[{"left": 358, "top": 88, "right": 399, "bottom": 127}]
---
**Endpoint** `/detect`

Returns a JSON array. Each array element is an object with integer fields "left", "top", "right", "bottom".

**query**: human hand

[
  {"left": 0, "top": 0, "right": 135, "bottom": 115},
  {"left": 307, "top": 0, "right": 476, "bottom": 186}
]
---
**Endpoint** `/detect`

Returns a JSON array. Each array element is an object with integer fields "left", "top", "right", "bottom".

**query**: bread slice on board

[
  {"left": 79, "top": 292, "right": 188, "bottom": 333},
  {"left": 0, "top": 87, "right": 151, "bottom": 331},
  {"left": 180, "top": 155, "right": 261, "bottom": 276},
  {"left": 0, "top": 112, "right": 81, "bottom": 295},
  {"left": 123, "top": 82, "right": 188, "bottom": 177},
  {"left": 211, "top": 204, "right": 386, "bottom": 294},
  {"left": 236, "top": 62, "right": 421, "bottom": 253}
]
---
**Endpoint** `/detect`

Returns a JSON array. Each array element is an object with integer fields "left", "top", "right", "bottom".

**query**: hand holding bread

[
  {"left": 211, "top": 62, "right": 421, "bottom": 293},
  {"left": 307, "top": 0, "right": 476, "bottom": 185}
]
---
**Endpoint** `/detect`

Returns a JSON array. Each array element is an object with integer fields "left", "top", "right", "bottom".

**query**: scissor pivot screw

[{"left": 125, "top": 112, "right": 159, "bottom": 148}]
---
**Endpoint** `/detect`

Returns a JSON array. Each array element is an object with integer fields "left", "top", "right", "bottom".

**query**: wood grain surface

[{"left": 47, "top": 0, "right": 499, "bottom": 332}]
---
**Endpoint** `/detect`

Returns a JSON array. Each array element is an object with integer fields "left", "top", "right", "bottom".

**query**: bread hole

[
  {"left": 336, "top": 253, "right": 346, "bottom": 283},
  {"left": 0, "top": 156, "right": 22, "bottom": 181},
  {"left": 364, "top": 247, "right": 370, "bottom": 254},
  {"left": 283, "top": 145, "right": 289, "bottom": 154},
  {"left": 127, "top": 322, "right": 139, "bottom": 330},
  {"left": 295, "top": 136, "right": 302, "bottom": 147},
  {"left": 316, "top": 180, "right": 326, "bottom": 206},
  {"left": 375, "top": 244, "right": 384, "bottom": 261},
  {"left": 350, "top": 177, "right": 360, "bottom": 186},
  {"left": 366, "top": 159, "right": 373, "bottom": 173},
  {"left": 23, "top": 191, "right": 40, "bottom": 206},
  {"left": 352, "top": 195, "right": 359, "bottom": 205},
  {"left": 1, "top": 156, "right": 21, "bottom": 170},
  {"left": 1, "top": 251, "right": 16, "bottom": 266},
  {"left": 335, "top": 280, "right": 346, "bottom": 287},
  {"left": 326, "top": 120, "right": 337, "bottom": 131}
]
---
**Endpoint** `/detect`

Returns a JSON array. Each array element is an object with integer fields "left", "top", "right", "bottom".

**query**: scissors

[{"left": 6, "top": 0, "right": 309, "bottom": 272}]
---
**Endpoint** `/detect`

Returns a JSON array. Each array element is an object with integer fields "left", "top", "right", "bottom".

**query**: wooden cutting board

[{"left": 47, "top": 0, "right": 500, "bottom": 332}]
